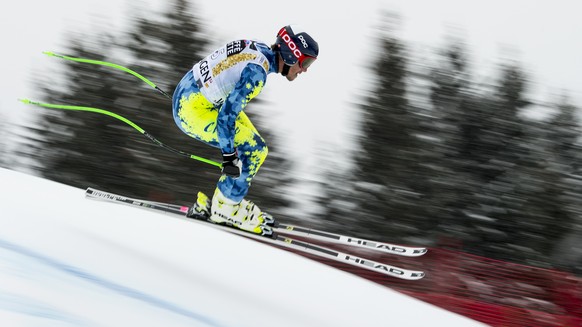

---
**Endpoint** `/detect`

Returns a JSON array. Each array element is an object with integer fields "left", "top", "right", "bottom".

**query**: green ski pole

[{"left": 19, "top": 98, "right": 221, "bottom": 168}]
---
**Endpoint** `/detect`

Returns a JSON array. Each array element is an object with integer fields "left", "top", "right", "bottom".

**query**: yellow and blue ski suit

[{"left": 172, "top": 40, "right": 277, "bottom": 202}]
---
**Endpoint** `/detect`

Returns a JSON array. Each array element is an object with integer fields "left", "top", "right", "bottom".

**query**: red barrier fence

[
  {"left": 279, "top": 237, "right": 582, "bottom": 327},
  {"left": 400, "top": 291, "right": 582, "bottom": 327}
]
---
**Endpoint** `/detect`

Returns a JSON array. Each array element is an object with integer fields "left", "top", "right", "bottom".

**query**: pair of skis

[{"left": 85, "top": 188, "right": 427, "bottom": 280}]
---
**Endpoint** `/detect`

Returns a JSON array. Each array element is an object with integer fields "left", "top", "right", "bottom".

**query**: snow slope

[{"left": 0, "top": 168, "right": 487, "bottom": 327}]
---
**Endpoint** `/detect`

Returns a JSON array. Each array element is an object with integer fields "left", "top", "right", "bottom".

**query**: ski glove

[{"left": 221, "top": 151, "right": 242, "bottom": 178}]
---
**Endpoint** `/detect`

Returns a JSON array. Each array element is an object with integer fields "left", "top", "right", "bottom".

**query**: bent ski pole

[
  {"left": 42, "top": 51, "right": 172, "bottom": 99},
  {"left": 18, "top": 99, "right": 221, "bottom": 168},
  {"left": 27, "top": 52, "right": 220, "bottom": 167}
]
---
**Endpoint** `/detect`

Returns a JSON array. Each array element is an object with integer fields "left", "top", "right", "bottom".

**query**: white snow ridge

[{"left": 0, "top": 168, "right": 486, "bottom": 327}]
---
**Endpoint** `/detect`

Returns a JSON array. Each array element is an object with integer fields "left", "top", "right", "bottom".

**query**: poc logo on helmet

[
  {"left": 298, "top": 35, "right": 309, "bottom": 48},
  {"left": 281, "top": 31, "right": 302, "bottom": 59}
]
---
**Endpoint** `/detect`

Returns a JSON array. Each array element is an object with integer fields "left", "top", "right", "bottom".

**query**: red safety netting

[{"left": 274, "top": 235, "right": 582, "bottom": 327}]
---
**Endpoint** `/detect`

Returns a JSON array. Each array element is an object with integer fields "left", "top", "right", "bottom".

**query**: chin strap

[
  {"left": 274, "top": 49, "right": 291, "bottom": 76},
  {"left": 281, "top": 64, "right": 291, "bottom": 76}
]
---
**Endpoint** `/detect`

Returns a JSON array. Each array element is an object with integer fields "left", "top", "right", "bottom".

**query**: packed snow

[{"left": 0, "top": 168, "right": 487, "bottom": 327}]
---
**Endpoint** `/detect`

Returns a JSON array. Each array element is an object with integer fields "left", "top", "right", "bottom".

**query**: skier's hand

[{"left": 221, "top": 151, "right": 242, "bottom": 178}]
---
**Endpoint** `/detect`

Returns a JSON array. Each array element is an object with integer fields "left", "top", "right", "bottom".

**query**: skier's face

[{"left": 285, "top": 62, "right": 308, "bottom": 81}]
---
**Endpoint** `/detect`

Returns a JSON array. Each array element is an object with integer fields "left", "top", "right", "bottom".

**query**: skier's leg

[
  {"left": 211, "top": 116, "right": 270, "bottom": 232},
  {"left": 218, "top": 112, "right": 268, "bottom": 202},
  {"left": 217, "top": 113, "right": 273, "bottom": 225},
  {"left": 172, "top": 71, "right": 220, "bottom": 147}
]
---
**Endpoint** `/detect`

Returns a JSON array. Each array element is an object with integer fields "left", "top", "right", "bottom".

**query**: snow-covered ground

[{"left": 0, "top": 168, "right": 487, "bottom": 327}]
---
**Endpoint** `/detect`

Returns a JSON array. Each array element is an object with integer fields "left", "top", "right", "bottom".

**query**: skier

[{"left": 172, "top": 25, "right": 319, "bottom": 235}]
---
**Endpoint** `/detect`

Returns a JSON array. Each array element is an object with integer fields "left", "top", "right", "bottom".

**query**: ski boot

[
  {"left": 187, "top": 191, "right": 211, "bottom": 220},
  {"left": 209, "top": 188, "right": 273, "bottom": 237},
  {"left": 240, "top": 198, "right": 276, "bottom": 227}
]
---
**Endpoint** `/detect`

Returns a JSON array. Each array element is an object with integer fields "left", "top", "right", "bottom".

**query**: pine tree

[
  {"left": 112, "top": 0, "right": 217, "bottom": 202},
  {"left": 546, "top": 99, "right": 582, "bottom": 273},
  {"left": 22, "top": 0, "right": 214, "bottom": 201},
  {"left": 345, "top": 20, "right": 432, "bottom": 241},
  {"left": 34, "top": 40, "right": 138, "bottom": 192},
  {"left": 546, "top": 99, "right": 581, "bottom": 171},
  {"left": 456, "top": 64, "right": 577, "bottom": 266},
  {"left": 425, "top": 41, "right": 483, "bottom": 239}
]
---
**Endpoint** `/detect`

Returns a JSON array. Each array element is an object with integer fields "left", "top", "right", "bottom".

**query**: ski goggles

[{"left": 299, "top": 55, "right": 317, "bottom": 69}]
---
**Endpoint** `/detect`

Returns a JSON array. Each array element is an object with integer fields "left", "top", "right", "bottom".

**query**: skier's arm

[{"left": 217, "top": 64, "right": 267, "bottom": 154}]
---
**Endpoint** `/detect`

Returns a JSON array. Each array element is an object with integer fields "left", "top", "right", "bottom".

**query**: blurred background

[{"left": 2, "top": 0, "right": 581, "bottom": 325}]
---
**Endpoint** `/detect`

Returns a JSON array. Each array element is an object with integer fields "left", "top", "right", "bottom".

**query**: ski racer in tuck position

[{"left": 172, "top": 25, "right": 319, "bottom": 236}]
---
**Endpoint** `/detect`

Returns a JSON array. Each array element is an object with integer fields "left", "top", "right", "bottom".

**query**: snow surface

[{"left": 0, "top": 168, "right": 487, "bottom": 327}]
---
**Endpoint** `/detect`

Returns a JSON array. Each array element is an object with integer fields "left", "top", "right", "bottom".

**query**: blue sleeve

[{"left": 217, "top": 64, "right": 267, "bottom": 154}]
